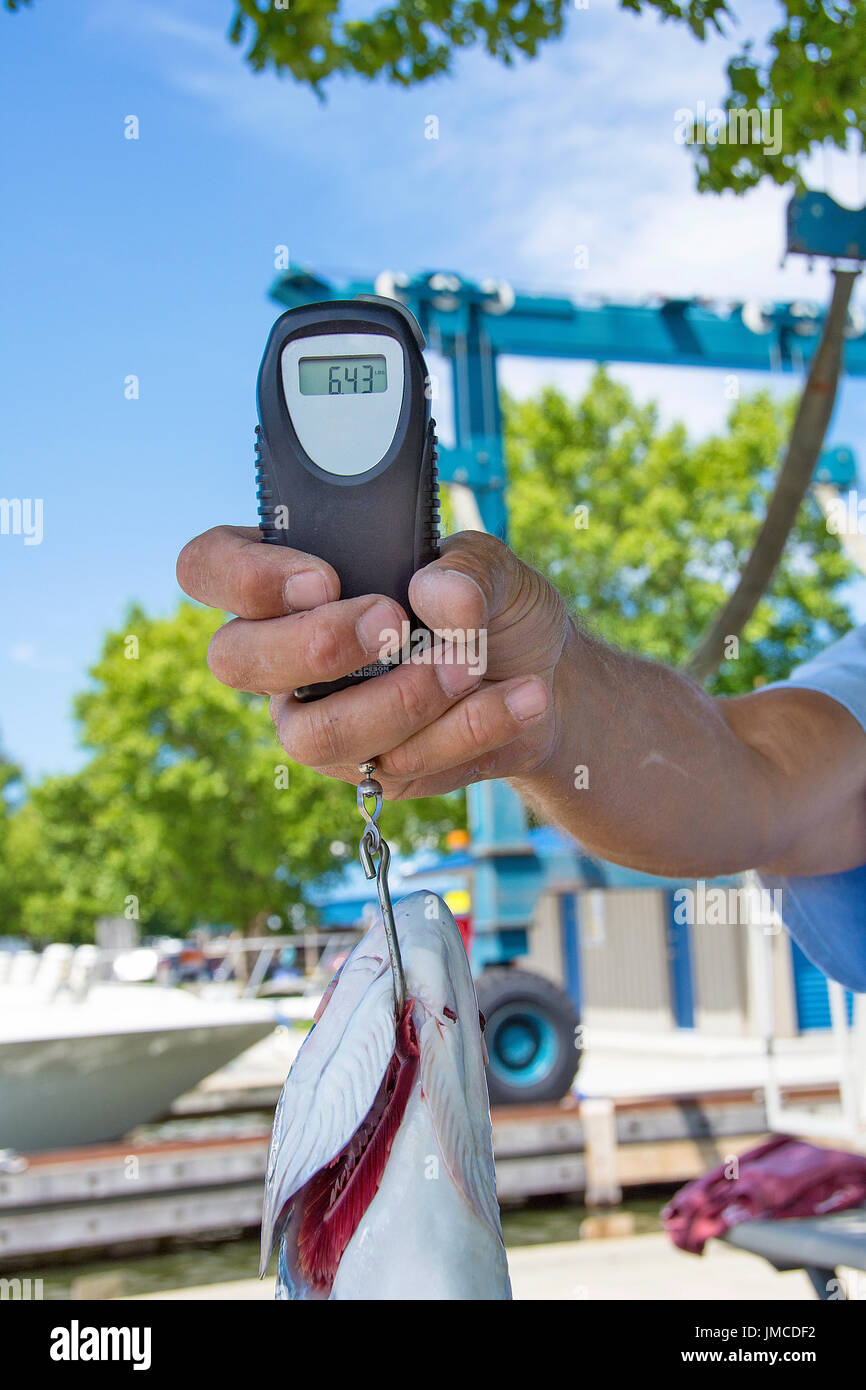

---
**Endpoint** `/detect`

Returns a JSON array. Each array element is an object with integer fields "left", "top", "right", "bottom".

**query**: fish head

[{"left": 260, "top": 890, "right": 502, "bottom": 1297}]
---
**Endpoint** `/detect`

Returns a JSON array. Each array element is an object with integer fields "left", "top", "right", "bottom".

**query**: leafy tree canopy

[
  {"left": 222, "top": 0, "right": 730, "bottom": 88},
  {"left": 684, "top": 0, "right": 866, "bottom": 193},
  {"left": 505, "top": 367, "right": 855, "bottom": 694},
  {"left": 1, "top": 603, "right": 460, "bottom": 941}
]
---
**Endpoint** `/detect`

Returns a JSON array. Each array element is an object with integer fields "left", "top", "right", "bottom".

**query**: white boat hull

[{"left": 0, "top": 985, "right": 276, "bottom": 1152}]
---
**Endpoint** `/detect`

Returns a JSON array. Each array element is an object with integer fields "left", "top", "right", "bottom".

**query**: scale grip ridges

[
  {"left": 255, "top": 425, "right": 279, "bottom": 542},
  {"left": 421, "top": 417, "right": 441, "bottom": 564}
]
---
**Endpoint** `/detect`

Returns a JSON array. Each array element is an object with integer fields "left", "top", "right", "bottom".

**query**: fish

[{"left": 260, "top": 889, "right": 512, "bottom": 1300}]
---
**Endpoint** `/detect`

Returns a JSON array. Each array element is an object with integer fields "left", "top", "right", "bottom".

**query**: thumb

[
  {"left": 409, "top": 532, "right": 569, "bottom": 684},
  {"left": 409, "top": 531, "right": 523, "bottom": 632}
]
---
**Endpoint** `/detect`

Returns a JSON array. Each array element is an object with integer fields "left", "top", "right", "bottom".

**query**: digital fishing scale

[
  {"left": 255, "top": 297, "right": 440, "bottom": 702},
  {"left": 254, "top": 297, "right": 442, "bottom": 1016}
]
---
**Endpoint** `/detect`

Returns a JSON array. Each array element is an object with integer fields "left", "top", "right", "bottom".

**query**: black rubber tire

[{"left": 474, "top": 966, "right": 581, "bottom": 1107}]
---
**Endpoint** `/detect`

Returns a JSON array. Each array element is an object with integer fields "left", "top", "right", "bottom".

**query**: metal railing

[
  {"left": 0, "top": 930, "right": 364, "bottom": 1003},
  {"left": 199, "top": 931, "right": 362, "bottom": 997}
]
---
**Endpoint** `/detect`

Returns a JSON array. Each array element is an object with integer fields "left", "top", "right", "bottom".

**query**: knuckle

[
  {"left": 377, "top": 773, "right": 412, "bottom": 801},
  {"left": 303, "top": 613, "right": 344, "bottom": 678},
  {"left": 233, "top": 548, "right": 270, "bottom": 618},
  {"left": 460, "top": 696, "right": 496, "bottom": 749},
  {"left": 445, "top": 531, "right": 508, "bottom": 583},
  {"left": 390, "top": 670, "right": 432, "bottom": 729},
  {"left": 384, "top": 736, "right": 429, "bottom": 779},
  {"left": 295, "top": 702, "right": 346, "bottom": 767},
  {"left": 475, "top": 532, "right": 511, "bottom": 566},
  {"left": 447, "top": 529, "right": 504, "bottom": 564}
]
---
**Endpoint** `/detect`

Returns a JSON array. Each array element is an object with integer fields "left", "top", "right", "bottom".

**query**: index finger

[{"left": 176, "top": 525, "right": 340, "bottom": 620}]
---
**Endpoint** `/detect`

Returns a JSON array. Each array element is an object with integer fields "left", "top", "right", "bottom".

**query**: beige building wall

[
  {"left": 579, "top": 888, "right": 674, "bottom": 1033},
  {"left": 771, "top": 926, "right": 799, "bottom": 1038},
  {"left": 692, "top": 917, "right": 750, "bottom": 1035},
  {"left": 521, "top": 888, "right": 565, "bottom": 987},
  {"left": 523, "top": 884, "right": 798, "bottom": 1039}
]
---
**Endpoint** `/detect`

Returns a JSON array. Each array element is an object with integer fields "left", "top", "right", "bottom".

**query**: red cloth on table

[{"left": 662, "top": 1134, "right": 866, "bottom": 1255}]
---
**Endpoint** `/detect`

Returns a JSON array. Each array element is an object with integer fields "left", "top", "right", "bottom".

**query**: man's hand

[
  {"left": 176, "top": 525, "right": 572, "bottom": 799},
  {"left": 177, "top": 525, "right": 866, "bottom": 880}
]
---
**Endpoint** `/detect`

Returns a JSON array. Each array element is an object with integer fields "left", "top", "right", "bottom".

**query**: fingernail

[
  {"left": 414, "top": 568, "right": 487, "bottom": 621},
  {"left": 436, "top": 662, "right": 481, "bottom": 698},
  {"left": 285, "top": 570, "right": 330, "bottom": 611},
  {"left": 505, "top": 679, "right": 549, "bottom": 721},
  {"left": 357, "top": 601, "right": 400, "bottom": 655}
]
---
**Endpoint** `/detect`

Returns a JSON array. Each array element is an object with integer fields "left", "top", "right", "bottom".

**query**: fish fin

[
  {"left": 260, "top": 963, "right": 395, "bottom": 1275},
  {"left": 418, "top": 1008, "right": 503, "bottom": 1240}
]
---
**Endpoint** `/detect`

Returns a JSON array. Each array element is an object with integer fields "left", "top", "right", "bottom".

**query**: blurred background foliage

[
  {"left": 505, "top": 369, "right": 855, "bottom": 693},
  {"left": 0, "top": 375, "right": 855, "bottom": 941},
  {"left": 0, "top": 604, "right": 461, "bottom": 942}
]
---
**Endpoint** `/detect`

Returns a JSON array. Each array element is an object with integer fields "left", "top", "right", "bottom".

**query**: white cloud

[{"left": 6, "top": 643, "right": 73, "bottom": 675}]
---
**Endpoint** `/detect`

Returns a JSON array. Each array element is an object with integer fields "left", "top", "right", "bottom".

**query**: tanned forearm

[
  {"left": 511, "top": 621, "right": 866, "bottom": 880},
  {"left": 180, "top": 527, "right": 865, "bottom": 881}
]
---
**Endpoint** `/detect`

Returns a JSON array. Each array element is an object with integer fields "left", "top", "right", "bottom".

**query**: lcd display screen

[{"left": 298, "top": 355, "right": 387, "bottom": 395}]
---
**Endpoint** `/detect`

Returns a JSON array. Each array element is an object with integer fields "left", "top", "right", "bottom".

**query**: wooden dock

[{"left": 0, "top": 1084, "right": 840, "bottom": 1265}]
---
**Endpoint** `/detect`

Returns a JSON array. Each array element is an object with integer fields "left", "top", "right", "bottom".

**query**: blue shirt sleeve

[
  {"left": 764, "top": 624, "right": 866, "bottom": 730},
  {"left": 756, "top": 624, "right": 866, "bottom": 992}
]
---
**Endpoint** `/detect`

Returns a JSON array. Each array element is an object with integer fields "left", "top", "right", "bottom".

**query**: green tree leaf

[
  {"left": 1, "top": 602, "right": 461, "bottom": 941},
  {"left": 504, "top": 367, "right": 855, "bottom": 693}
]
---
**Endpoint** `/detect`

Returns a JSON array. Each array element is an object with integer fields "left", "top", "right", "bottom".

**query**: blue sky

[{"left": 2, "top": 0, "right": 865, "bottom": 780}]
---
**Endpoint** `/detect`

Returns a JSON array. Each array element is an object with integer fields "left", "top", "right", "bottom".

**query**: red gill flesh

[{"left": 296, "top": 999, "right": 420, "bottom": 1291}]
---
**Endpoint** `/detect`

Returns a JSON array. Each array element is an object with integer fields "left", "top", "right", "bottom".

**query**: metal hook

[
  {"left": 357, "top": 775, "right": 383, "bottom": 829},
  {"left": 357, "top": 764, "right": 405, "bottom": 1021},
  {"left": 358, "top": 822, "right": 381, "bottom": 875}
]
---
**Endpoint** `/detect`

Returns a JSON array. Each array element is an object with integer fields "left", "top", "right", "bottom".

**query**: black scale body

[{"left": 255, "top": 299, "right": 440, "bottom": 700}]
